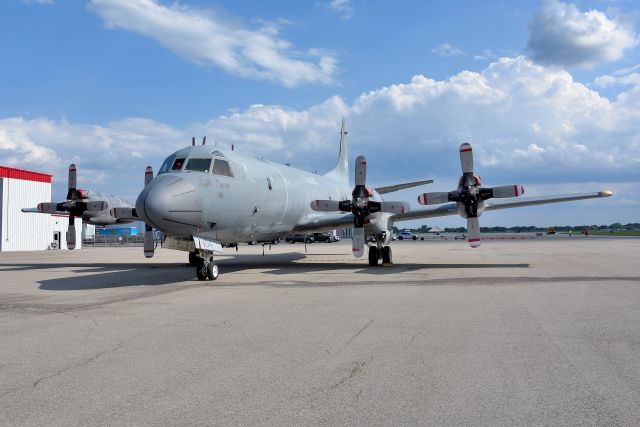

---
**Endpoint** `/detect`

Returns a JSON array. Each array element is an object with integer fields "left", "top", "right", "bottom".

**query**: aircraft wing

[
  {"left": 375, "top": 179, "right": 434, "bottom": 195},
  {"left": 483, "top": 191, "right": 613, "bottom": 212},
  {"left": 391, "top": 191, "right": 613, "bottom": 222}
]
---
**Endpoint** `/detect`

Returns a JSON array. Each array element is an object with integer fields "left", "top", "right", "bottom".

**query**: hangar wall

[
  {"left": 0, "top": 166, "right": 84, "bottom": 252},
  {"left": 0, "top": 167, "right": 53, "bottom": 252}
]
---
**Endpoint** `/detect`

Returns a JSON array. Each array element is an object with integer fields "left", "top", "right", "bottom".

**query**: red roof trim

[{"left": 0, "top": 166, "right": 52, "bottom": 183}]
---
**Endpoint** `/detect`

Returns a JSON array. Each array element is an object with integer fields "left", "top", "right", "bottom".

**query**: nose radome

[{"left": 136, "top": 175, "right": 203, "bottom": 236}]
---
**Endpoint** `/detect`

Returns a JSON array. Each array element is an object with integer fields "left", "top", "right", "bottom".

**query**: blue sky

[{"left": 1, "top": 0, "right": 639, "bottom": 227}]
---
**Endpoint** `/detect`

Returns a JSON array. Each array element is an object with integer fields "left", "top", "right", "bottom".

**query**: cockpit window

[
  {"left": 185, "top": 158, "right": 212, "bottom": 172},
  {"left": 158, "top": 155, "right": 176, "bottom": 174},
  {"left": 212, "top": 159, "right": 233, "bottom": 177},
  {"left": 171, "top": 158, "right": 186, "bottom": 170}
]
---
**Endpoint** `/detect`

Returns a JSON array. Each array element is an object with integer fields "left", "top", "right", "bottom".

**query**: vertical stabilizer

[{"left": 324, "top": 118, "right": 349, "bottom": 183}]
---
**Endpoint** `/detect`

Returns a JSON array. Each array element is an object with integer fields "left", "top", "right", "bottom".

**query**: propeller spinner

[
  {"left": 311, "top": 155, "right": 409, "bottom": 258},
  {"left": 417, "top": 143, "right": 524, "bottom": 247}
]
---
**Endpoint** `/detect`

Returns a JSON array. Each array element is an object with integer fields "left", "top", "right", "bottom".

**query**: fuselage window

[
  {"left": 185, "top": 158, "right": 212, "bottom": 172},
  {"left": 158, "top": 155, "right": 176, "bottom": 174},
  {"left": 172, "top": 158, "right": 186, "bottom": 170},
  {"left": 212, "top": 159, "right": 234, "bottom": 177}
]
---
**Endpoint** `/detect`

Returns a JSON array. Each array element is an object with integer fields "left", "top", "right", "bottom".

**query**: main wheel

[
  {"left": 368, "top": 246, "right": 379, "bottom": 266},
  {"left": 398, "top": 236, "right": 403, "bottom": 240},
  {"left": 207, "top": 263, "right": 219, "bottom": 280},
  {"left": 412, "top": 236, "right": 417, "bottom": 240},
  {"left": 196, "top": 263, "right": 208, "bottom": 281},
  {"left": 382, "top": 246, "right": 392, "bottom": 264}
]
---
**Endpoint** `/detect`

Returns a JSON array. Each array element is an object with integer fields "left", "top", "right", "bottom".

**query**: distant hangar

[{"left": 0, "top": 166, "right": 81, "bottom": 251}]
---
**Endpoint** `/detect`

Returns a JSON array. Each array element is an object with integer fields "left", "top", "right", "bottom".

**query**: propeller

[
  {"left": 417, "top": 143, "right": 524, "bottom": 248},
  {"left": 143, "top": 166, "right": 155, "bottom": 258},
  {"left": 37, "top": 164, "right": 106, "bottom": 250},
  {"left": 311, "top": 155, "right": 409, "bottom": 258}
]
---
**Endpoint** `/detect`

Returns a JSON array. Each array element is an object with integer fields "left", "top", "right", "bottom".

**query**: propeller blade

[
  {"left": 352, "top": 227, "right": 365, "bottom": 258},
  {"left": 145, "top": 166, "right": 153, "bottom": 186},
  {"left": 355, "top": 155, "right": 367, "bottom": 187},
  {"left": 111, "top": 207, "right": 137, "bottom": 220},
  {"left": 310, "top": 199, "right": 341, "bottom": 212},
  {"left": 417, "top": 192, "right": 450, "bottom": 205},
  {"left": 459, "top": 143, "right": 474, "bottom": 174},
  {"left": 66, "top": 216, "right": 76, "bottom": 250},
  {"left": 467, "top": 217, "right": 481, "bottom": 248},
  {"left": 68, "top": 164, "right": 77, "bottom": 191},
  {"left": 379, "top": 201, "right": 410, "bottom": 214},
  {"left": 491, "top": 185, "right": 525, "bottom": 198},
  {"left": 37, "top": 203, "right": 58, "bottom": 214},
  {"left": 85, "top": 201, "right": 108, "bottom": 211},
  {"left": 144, "top": 224, "right": 154, "bottom": 258}
]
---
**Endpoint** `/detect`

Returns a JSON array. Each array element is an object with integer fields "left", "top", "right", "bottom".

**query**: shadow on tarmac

[{"left": 0, "top": 252, "right": 531, "bottom": 291}]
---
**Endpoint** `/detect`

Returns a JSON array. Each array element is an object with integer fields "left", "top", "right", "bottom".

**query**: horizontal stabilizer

[{"left": 375, "top": 179, "right": 434, "bottom": 195}]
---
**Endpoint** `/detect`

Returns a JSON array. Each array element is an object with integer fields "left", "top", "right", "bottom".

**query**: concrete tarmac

[{"left": 1, "top": 238, "right": 639, "bottom": 425}]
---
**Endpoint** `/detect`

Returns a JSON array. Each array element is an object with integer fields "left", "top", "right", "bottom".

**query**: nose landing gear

[{"left": 368, "top": 236, "right": 393, "bottom": 267}]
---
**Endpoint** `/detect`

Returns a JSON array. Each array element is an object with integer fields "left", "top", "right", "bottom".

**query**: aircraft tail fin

[{"left": 324, "top": 117, "right": 349, "bottom": 183}]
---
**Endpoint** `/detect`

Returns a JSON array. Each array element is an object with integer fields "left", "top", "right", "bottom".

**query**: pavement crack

[
  {"left": 32, "top": 340, "right": 124, "bottom": 389},
  {"left": 329, "top": 356, "right": 374, "bottom": 391},
  {"left": 345, "top": 319, "right": 373, "bottom": 348}
]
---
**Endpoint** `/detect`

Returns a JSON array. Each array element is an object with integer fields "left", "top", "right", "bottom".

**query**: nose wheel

[
  {"left": 368, "top": 239, "right": 393, "bottom": 266},
  {"left": 195, "top": 254, "right": 219, "bottom": 281}
]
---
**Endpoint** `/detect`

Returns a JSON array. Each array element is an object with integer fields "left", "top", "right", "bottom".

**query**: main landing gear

[
  {"left": 368, "top": 238, "right": 393, "bottom": 267},
  {"left": 195, "top": 252, "right": 219, "bottom": 281}
]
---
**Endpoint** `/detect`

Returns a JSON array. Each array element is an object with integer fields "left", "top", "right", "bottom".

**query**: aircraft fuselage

[{"left": 136, "top": 145, "right": 384, "bottom": 244}]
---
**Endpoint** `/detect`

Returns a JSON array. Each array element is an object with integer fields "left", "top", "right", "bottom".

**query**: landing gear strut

[
  {"left": 368, "top": 237, "right": 393, "bottom": 267},
  {"left": 195, "top": 253, "right": 219, "bottom": 281}
]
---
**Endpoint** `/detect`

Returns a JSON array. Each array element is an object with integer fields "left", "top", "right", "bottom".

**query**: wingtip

[{"left": 599, "top": 190, "right": 614, "bottom": 197}]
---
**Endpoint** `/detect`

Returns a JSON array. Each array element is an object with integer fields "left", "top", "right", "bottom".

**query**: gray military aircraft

[
  {"left": 109, "top": 119, "right": 612, "bottom": 281},
  {"left": 22, "top": 164, "right": 136, "bottom": 249}
]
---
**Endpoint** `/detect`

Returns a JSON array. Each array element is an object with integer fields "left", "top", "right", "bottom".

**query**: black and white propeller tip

[
  {"left": 416, "top": 142, "right": 524, "bottom": 248},
  {"left": 310, "top": 155, "right": 409, "bottom": 258}
]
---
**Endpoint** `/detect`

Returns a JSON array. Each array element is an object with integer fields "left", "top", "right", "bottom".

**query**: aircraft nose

[{"left": 136, "top": 175, "right": 203, "bottom": 236}]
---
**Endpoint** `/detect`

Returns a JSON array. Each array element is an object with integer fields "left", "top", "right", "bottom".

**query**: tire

[
  {"left": 368, "top": 246, "right": 379, "bottom": 266},
  {"left": 412, "top": 236, "right": 417, "bottom": 240},
  {"left": 196, "top": 263, "right": 208, "bottom": 281},
  {"left": 382, "top": 246, "right": 392, "bottom": 264},
  {"left": 207, "top": 263, "right": 219, "bottom": 280},
  {"left": 398, "top": 236, "right": 403, "bottom": 240}
]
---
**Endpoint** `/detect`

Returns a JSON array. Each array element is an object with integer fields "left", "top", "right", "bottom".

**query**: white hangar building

[{"left": 0, "top": 166, "right": 82, "bottom": 252}]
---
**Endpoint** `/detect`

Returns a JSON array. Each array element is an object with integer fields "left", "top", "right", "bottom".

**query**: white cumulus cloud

[
  {"left": 2, "top": 56, "right": 638, "bottom": 217},
  {"left": 527, "top": 0, "right": 638, "bottom": 68},
  {"left": 87, "top": 0, "right": 338, "bottom": 87}
]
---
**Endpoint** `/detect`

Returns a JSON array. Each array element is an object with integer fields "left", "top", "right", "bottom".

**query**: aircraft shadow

[{"left": 0, "top": 253, "right": 529, "bottom": 291}]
